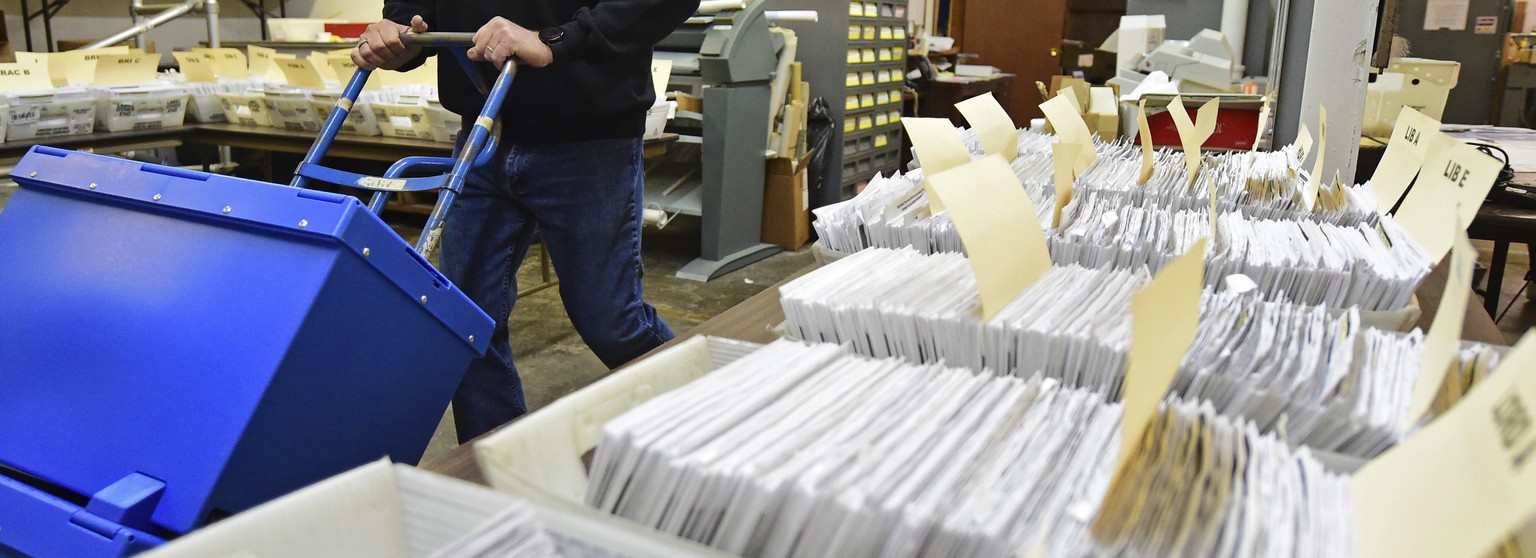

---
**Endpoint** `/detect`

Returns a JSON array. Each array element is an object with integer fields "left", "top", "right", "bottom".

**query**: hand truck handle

[
  {"left": 290, "top": 33, "right": 517, "bottom": 257},
  {"left": 400, "top": 32, "right": 478, "bottom": 47}
]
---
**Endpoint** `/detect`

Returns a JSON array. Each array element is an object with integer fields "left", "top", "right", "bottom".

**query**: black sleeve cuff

[{"left": 545, "top": 20, "right": 591, "bottom": 66}]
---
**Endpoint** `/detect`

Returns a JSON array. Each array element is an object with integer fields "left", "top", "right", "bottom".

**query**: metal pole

[
  {"left": 130, "top": 0, "right": 147, "bottom": 50},
  {"left": 258, "top": 0, "right": 268, "bottom": 40},
  {"left": 20, "top": 0, "right": 34, "bottom": 52},
  {"left": 83, "top": 0, "right": 197, "bottom": 50},
  {"left": 40, "top": 0, "right": 54, "bottom": 51},
  {"left": 205, "top": 0, "right": 232, "bottom": 173},
  {"left": 204, "top": 0, "right": 220, "bottom": 47}
]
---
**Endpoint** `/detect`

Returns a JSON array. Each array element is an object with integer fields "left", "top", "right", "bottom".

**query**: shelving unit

[{"left": 766, "top": 0, "right": 908, "bottom": 206}]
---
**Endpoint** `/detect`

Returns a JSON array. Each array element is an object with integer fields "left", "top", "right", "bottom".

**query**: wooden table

[
  {"left": 420, "top": 266, "right": 810, "bottom": 484},
  {"left": 0, "top": 125, "right": 679, "bottom": 164},
  {"left": 1, "top": 127, "right": 679, "bottom": 216},
  {"left": 0, "top": 127, "right": 196, "bottom": 162},
  {"left": 189, "top": 123, "right": 453, "bottom": 162},
  {"left": 192, "top": 124, "right": 679, "bottom": 162}
]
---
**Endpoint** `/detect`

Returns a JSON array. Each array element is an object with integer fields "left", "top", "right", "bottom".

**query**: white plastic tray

[
  {"left": 93, "top": 83, "right": 190, "bottom": 132},
  {"left": 424, "top": 97, "right": 460, "bottom": 144},
  {"left": 144, "top": 459, "right": 725, "bottom": 557},
  {"left": 474, "top": 336, "right": 759, "bottom": 504},
  {"left": 216, "top": 90, "right": 274, "bottom": 127},
  {"left": 311, "top": 91, "right": 381, "bottom": 136},
  {"left": 372, "top": 100, "right": 437, "bottom": 141},
  {"left": 264, "top": 89, "right": 320, "bottom": 133},
  {"left": 5, "top": 87, "right": 96, "bottom": 142}
]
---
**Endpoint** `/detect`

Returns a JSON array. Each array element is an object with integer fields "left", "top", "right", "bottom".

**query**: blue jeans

[{"left": 440, "top": 136, "right": 674, "bottom": 443}]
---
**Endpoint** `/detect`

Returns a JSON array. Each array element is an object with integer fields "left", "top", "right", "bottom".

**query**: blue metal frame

[{"left": 289, "top": 33, "right": 515, "bottom": 256}]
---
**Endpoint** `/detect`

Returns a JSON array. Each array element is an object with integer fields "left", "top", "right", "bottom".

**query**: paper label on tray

[
  {"left": 194, "top": 47, "right": 248, "bottom": 79},
  {"left": 172, "top": 52, "right": 217, "bottom": 82},
  {"left": 94, "top": 53, "right": 159, "bottom": 86},
  {"left": 0, "top": 62, "right": 52, "bottom": 90}
]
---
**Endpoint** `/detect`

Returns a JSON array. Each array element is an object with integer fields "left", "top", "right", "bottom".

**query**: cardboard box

[
  {"left": 762, "top": 152, "right": 811, "bottom": 250},
  {"left": 1085, "top": 86, "right": 1119, "bottom": 140},
  {"left": 670, "top": 92, "right": 701, "bottom": 113}
]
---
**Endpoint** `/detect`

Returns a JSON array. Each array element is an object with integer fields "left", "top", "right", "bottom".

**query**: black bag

[{"left": 806, "top": 97, "right": 837, "bottom": 210}]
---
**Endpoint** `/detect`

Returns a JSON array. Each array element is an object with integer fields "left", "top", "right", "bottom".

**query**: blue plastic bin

[{"left": 0, "top": 147, "right": 493, "bottom": 556}]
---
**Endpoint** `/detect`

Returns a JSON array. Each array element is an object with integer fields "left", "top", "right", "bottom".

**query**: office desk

[
  {"left": 915, "top": 75, "right": 1015, "bottom": 125},
  {"left": 1471, "top": 174, "right": 1536, "bottom": 318},
  {"left": 1468, "top": 202, "right": 1536, "bottom": 318}
]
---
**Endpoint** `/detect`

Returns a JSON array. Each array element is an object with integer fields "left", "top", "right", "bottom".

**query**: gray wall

[{"left": 1127, "top": 0, "right": 1278, "bottom": 76}]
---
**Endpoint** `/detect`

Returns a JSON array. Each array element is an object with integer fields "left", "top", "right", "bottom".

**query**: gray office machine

[{"left": 651, "top": 0, "right": 783, "bottom": 282}]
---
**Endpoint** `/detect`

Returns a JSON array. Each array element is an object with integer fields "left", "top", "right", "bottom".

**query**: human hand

[
  {"left": 353, "top": 15, "right": 430, "bottom": 70},
  {"left": 467, "top": 16, "right": 553, "bottom": 68}
]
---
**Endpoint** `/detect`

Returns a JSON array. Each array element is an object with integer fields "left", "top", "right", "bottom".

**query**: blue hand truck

[{"left": 0, "top": 34, "right": 508, "bottom": 557}]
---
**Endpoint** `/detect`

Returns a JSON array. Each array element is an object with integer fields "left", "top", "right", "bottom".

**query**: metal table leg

[
  {"left": 1486, "top": 240, "right": 1509, "bottom": 318},
  {"left": 40, "top": 0, "right": 53, "bottom": 51},
  {"left": 20, "top": 0, "right": 34, "bottom": 51}
]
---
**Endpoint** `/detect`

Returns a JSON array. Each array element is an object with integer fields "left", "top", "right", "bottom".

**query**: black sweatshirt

[{"left": 384, "top": 0, "right": 698, "bottom": 144}]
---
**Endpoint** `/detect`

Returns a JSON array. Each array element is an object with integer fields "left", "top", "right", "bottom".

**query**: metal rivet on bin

[
  {"left": 152, "top": 194, "right": 162, "bottom": 201},
  {"left": 298, "top": 219, "right": 308, "bottom": 228},
  {"left": 29, "top": 172, "right": 36, "bottom": 178},
  {"left": 468, "top": 335, "right": 475, "bottom": 343},
  {"left": 222, "top": 206, "right": 232, "bottom": 214},
  {"left": 420, "top": 295, "right": 428, "bottom": 304},
  {"left": 88, "top": 182, "right": 96, "bottom": 189},
  {"left": 362, "top": 248, "right": 371, "bottom": 257}
]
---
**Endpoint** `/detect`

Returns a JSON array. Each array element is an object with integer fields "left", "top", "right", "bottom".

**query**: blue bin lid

[{"left": 0, "top": 147, "right": 492, "bottom": 533}]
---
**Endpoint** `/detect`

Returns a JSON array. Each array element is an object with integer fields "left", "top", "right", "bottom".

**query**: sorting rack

[{"left": 766, "top": 0, "right": 909, "bottom": 206}]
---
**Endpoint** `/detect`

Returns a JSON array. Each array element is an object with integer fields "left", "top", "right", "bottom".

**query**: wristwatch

[{"left": 539, "top": 26, "right": 565, "bottom": 45}]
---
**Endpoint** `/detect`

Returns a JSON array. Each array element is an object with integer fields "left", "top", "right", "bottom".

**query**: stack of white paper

[
  {"left": 815, "top": 142, "right": 1408, "bottom": 314},
  {"left": 1178, "top": 296, "right": 1421, "bottom": 457},
  {"left": 1051, "top": 194, "right": 1431, "bottom": 311},
  {"left": 427, "top": 502, "right": 561, "bottom": 558},
  {"left": 818, "top": 135, "right": 1380, "bottom": 259},
  {"left": 578, "top": 338, "right": 1394, "bottom": 558},
  {"left": 1072, "top": 143, "right": 1378, "bottom": 226},
  {"left": 781, "top": 247, "right": 1443, "bottom": 456},
  {"left": 585, "top": 339, "right": 1122, "bottom": 558}
]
